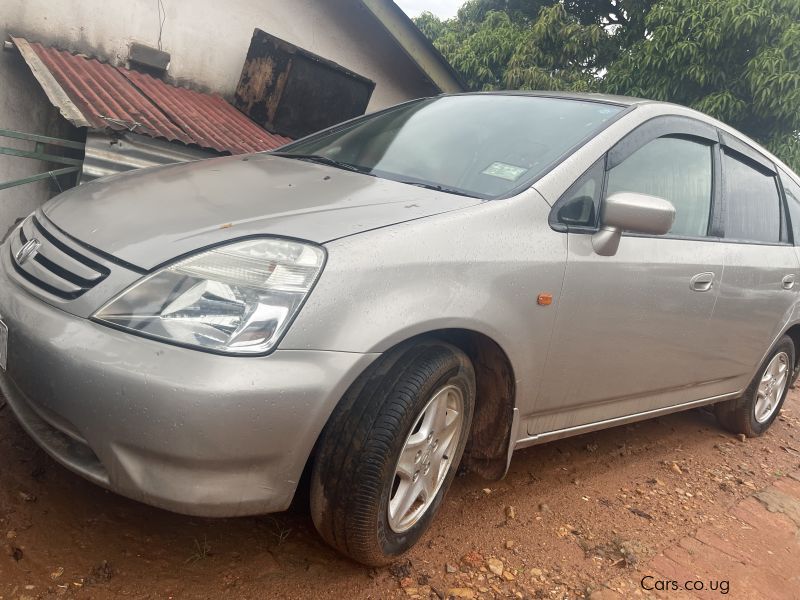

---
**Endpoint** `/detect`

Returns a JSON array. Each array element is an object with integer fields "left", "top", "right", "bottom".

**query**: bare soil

[{"left": 1, "top": 388, "right": 799, "bottom": 600}]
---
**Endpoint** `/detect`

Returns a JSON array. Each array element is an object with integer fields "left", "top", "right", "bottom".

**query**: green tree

[
  {"left": 416, "top": 0, "right": 800, "bottom": 171},
  {"left": 503, "top": 4, "right": 617, "bottom": 90},
  {"left": 564, "top": 0, "right": 658, "bottom": 46},
  {"left": 417, "top": 3, "right": 613, "bottom": 91},
  {"left": 455, "top": 0, "right": 553, "bottom": 23},
  {"left": 604, "top": 0, "right": 800, "bottom": 170}
]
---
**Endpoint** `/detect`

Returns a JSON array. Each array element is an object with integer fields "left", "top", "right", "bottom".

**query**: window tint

[
  {"left": 780, "top": 169, "right": 800, "bottom": 245},
  {"left": 722, "top": 151, "right": 780, "bottom": 243},
  {"left": 554, "top": 160, "right": 604, "bottom": 229},
  {"left": 606, "top": 137, "right": 713, "bottom": 237}
]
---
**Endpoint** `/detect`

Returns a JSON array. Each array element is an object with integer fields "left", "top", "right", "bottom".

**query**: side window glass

[
  {"left": 554, "top": 160, "right": 604, "bottom": 229},
  {"left": 722, "top": 151, "right": 780, "bottom": 243},
  {"left": 606, "top": 136, "right": 713, "bottom": 237},
  {"left": 780, "top": 169, "right": 800, "bottom": 245}
]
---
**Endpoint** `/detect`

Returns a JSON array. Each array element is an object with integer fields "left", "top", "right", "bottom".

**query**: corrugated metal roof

[
  {"left": 13, "top": 37, "right": 292, "bottom": 155},
  {"left": 82, "top": 131, "right": 216, "bottom": 183}
]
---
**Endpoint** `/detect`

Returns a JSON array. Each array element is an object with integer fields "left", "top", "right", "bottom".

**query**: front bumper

[{"left": 0, "top": 252, "right": 377, "bottom": 517}]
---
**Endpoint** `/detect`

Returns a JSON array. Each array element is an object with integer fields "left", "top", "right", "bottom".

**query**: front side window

[
  {"left": 277, "top": 95, "right": 623, "bottom": 199},
  {"left": 722, "top": 151, "right": 781, "bottom": 243},
  {"left": 605, "top": 136, "right": 713, "bottom": 237},
  {"left": 780, "top": 169, "right": 800, "bottom": 245}
]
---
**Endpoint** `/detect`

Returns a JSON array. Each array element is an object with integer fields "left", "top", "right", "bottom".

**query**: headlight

[{"left": 94, "top": 238, "right": 325, "bottom": 355}]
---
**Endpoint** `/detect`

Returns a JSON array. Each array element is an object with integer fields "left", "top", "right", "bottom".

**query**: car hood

[{"left": 44, "top": 154, "right": 481, "bottom": 270}]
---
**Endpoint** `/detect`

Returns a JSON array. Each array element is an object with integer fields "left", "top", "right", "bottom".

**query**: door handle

[
  {"left": 782, "top": 274, "right": 796, "bottom": 290},
  {"left": 690, "top": 272, "right": 715, "bottom": 292}
]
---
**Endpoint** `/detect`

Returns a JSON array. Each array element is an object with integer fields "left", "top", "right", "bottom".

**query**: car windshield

[{"left": 275, "top": 95, "right": 624, "bottom": 199}]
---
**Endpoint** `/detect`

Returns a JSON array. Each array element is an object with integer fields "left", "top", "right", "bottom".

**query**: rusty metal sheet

[
  {"left": 121, "top": 69, "right": 289, "bottom": 153},
  {"left": 12, "top": 37, "right": 291, "bottom": 155},
  {"left": 11, "top": 37, "right": 91, "bottom": 129},
  {"left": 234, "top": 29, "right": 376, "bottom": 139},
  {"left": 81, "top": 131, "right": 216, "bottom": 183}
]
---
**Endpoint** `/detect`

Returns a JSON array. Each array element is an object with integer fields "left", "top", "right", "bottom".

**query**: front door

[{"left": 531, "top": 130, "right": 731, "bottom": 436}]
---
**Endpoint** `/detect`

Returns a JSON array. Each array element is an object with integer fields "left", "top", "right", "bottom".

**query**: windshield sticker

[{"left": 482, "top": 162, "right": 528, "bottom": 181}]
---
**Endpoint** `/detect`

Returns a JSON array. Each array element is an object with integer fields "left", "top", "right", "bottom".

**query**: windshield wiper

[
  {"left": 271, "top": 152, "right": 370, "bottom": 174},
  {"left": 395, "top": 180, "right": 480, "bottom": 199},
  {"left": 272, "top": 153, "right": 480, "bottom": 198}
]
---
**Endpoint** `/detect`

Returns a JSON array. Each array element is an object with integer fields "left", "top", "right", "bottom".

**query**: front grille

[{"left": 9, "top": 212, "right": 109, "bottom": 300}]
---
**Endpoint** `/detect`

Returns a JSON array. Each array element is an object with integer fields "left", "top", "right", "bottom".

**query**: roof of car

[{"left": 451, "top": 90, "right": 652, "bottom": 107}]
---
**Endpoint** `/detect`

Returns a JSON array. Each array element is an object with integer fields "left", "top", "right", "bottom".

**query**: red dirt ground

[{"left": 1, "top": 389, "right": 799, "bottom": 599}]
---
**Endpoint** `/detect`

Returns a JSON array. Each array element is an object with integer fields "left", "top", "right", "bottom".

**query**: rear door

[
  {"left": 780, "top": 167, "right": 800, "bottom": 279},
  {"left": 531, "top": 117, "right": 730, "bottom": 436},
  {"left": 711, "top": 137, "right": 800, "bottom": 391}
]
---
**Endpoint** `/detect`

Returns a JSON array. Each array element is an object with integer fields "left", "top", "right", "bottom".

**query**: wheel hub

[
  {"left": 754, "top": 351, "right": 789, "bottom": 424},
  {"left": 387, "top": 384, "right": 465, "bottom": 533}
]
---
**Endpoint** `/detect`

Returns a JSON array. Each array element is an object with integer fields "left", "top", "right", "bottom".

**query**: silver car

[{"left": 2, "top": 92, "right": 800, "bottom": 565}]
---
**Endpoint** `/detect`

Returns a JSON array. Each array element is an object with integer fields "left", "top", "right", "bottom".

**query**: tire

[
  {"left": 310, "top": 340, "right": 475, "bottom": 566},
  {"left": 715, "top": 335, "right": 794, "bottom": 437}
]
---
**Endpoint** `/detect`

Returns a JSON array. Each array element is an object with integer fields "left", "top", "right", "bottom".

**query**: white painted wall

[
  {"left": 0, "top": 0, "right": 439, "bottom": 233},
  {"left": 2, "top": 0, "right": 436, "bottom": 110}
]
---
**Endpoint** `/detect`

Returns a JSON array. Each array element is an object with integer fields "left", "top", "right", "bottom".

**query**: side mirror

[{"left": 592, "top": 192, "right": 676, "bottom": 256}]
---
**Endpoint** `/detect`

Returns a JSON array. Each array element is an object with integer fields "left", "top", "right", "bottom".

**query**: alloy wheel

[
  {"left": 754, "top": 351, "right": 789, "bottom": 423},
  {"left": 388, "top": 384, "right": 465, "bottom": 533}
]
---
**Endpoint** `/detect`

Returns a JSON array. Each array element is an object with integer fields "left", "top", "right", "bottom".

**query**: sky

[{"left": 395, "top": 0, "right": 463, "bottom": 19}]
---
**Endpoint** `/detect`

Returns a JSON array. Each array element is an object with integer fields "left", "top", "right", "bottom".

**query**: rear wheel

[
  {"left": 715, "top": 335, "right": 794, "bottom": 437},
  {"left": 310, "top": 341, "right": 475, "bottom": 565}
]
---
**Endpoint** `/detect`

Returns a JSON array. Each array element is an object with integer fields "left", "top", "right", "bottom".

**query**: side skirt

[{"left": 513, "top": 389, "right": 743, "bottom": 451}]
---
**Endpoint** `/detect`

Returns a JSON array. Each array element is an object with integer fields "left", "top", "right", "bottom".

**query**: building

[{"left": 0, "top": 0, "right": 464, "bottom": 235}]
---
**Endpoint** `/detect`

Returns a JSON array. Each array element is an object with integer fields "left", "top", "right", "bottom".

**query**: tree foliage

[
  {"left": 605, "top": 0, "right": 800, "bottom": 170},
  {"left": 455, "top": 0, "right": 553, "bottom": 23},
  {"left": 415, "top": 0, "right": 800, "bottom": 172},
  {"left": 416, "top": 2, "right": 614, "bottom": 92},
  {"left": 564, "top": 0, "right": 657, "bottom": 46}
]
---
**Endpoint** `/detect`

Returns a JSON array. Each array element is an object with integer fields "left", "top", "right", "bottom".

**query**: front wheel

[
  {"left": 715, "top": 335, "right": 794, "bottom": 437},
  {"left": 310, "top": 341, "right": 475, "bottom": 565}
]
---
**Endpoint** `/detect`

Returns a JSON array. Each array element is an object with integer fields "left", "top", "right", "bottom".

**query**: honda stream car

[{"left": 1, "top": 92, "right": 800, "bottom": 566}]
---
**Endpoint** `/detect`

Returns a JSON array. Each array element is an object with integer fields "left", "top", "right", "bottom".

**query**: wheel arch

[
  {"left": 782, "top": 323, "right": 800, "bottom": 385},
  {"left": 303, "top": 327, "right": 518, "bottom": 489},
  {"left": 424, "top": 328, "right": 517, "bottom": 481}
]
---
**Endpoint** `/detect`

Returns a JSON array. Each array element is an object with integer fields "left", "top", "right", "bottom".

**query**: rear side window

[
  {"left": 781, "top": 169, "right": 800, "bottom": 245},
  {"left": 722, "top": 151, "right": 781, "bottom": 243},
  {"left": 605, "top": 136, "right": 713, "bottom": 237}
]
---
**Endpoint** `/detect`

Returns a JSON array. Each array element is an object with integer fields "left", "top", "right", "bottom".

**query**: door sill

[{"left": 514, "top": 389, "right": 742, "bottom": 450}]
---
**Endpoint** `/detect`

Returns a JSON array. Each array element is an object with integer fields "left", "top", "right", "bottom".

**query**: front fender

[{"left": 280, "top": 192, "right": 567, "bottom": 418}]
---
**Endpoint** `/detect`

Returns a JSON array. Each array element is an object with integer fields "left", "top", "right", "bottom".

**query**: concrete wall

[
  {"left": 1, "top": 0, "right": 437, "bottom": 110},
  {"left": 0, "top": 48, "right": 81, "bottom": 239},
  {"left": 0, "top": 0, "right": 440, "bottom": 233}
]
